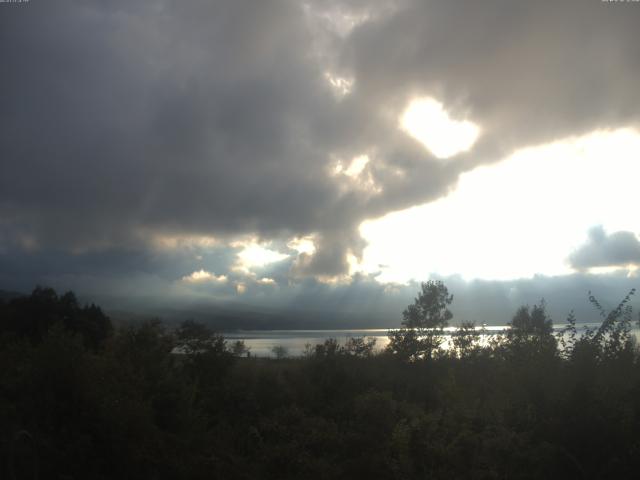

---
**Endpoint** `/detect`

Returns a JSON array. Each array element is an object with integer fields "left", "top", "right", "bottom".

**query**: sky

[{"left": 1, "top": 0, "right": 640, "bottom": 326}]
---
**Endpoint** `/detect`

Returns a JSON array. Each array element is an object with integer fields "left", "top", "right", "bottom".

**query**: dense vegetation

[{"left": 1, "top": 283, "right": 640, "bottom": 479}]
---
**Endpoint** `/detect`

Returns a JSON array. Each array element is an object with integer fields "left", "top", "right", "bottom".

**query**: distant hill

[
  {"left": 0, "top": 289, "right": 25, "bottom": 302},
  {"left": 103, "top": 301, "right": 395, "bottom": 331}
]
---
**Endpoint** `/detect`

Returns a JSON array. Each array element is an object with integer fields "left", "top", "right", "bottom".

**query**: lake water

[{"left": 223, "top": 323, "right": 640, "bottom": 357}]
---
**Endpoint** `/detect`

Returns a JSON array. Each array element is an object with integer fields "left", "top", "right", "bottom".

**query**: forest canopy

[{"left": 1, "top": 284, "right": 639, "bottom": 479}]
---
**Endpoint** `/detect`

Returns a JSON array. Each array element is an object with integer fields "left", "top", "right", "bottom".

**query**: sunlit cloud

[
  {"left": 331, "top": 154, "right": 382, "bottom": 194},
  {"left": 343, "top": 155, "right": 369, "bottom": 178},
  {"left": 181, "top": 269, "right": 228, "bottom": 284},
  {"left": 400, "top": 97, "right": 480, "bottom": 159},
  {"left": 585, "top": 266, "right": 631, "bottom": 276},
  {"left": 304, "top": 2, "right": 374, "bottom": 38},
  {"left": 347, "top": 252, "right": 366, "bottom": 276},
  {"left": 316, "top": 274, "right": 354, "bottom": 286},
  {"left": 148, "top": 233, "right": 218, "bottom": 251},
  {"left": 358, "top": 128, "right": 640, "bottom": 283},
  {"left": 232, "top": 240, "right": 290, "bottom": 274},
  {"left": 325, "top": 72, "right": 354, "bottom": 98},
  {"left": 287, "top": 236, "right": 317, "bottom": 256}
]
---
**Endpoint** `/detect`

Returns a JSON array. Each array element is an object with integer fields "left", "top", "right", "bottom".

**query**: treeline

[{"left": 1, "top": 284, "right": 640, "bottom": 479}]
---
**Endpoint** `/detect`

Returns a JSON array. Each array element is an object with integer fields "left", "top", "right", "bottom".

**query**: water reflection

[{"left": 223, "top": 323, "right": 640, "bottom": 358}]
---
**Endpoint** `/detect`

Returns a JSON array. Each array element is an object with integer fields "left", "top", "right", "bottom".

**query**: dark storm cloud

[
  {"left": 1, "top": 0, "right": 341, "bottom": 249},
  {"left": 0, "top": 240, "right": 239, "bottom": 294},
  {"left": 569, "top": 226, "right": 640, "bottom": 270},
  {"left": 0, "top": 0, "right": 451, "bottom": 277},
  {"left": 1, "top": 0, "right": 640, "bottom": 284},
  {"left": 338, "top": 0, "right": 640, "bottom": 189}
]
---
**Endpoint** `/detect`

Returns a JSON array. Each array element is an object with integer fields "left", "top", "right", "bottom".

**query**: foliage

[
  {"left": 401, "top": 280, "right": 453, "bottom": 329},
  {"left": 310, "top": 336, "right": 377, "bottom": 359},
  {"left": 229, "top": 339, "right": 250, "bottom": 357},
  {"left": 387, "top": 281, "right": 453, "bottom": 360},
  {"left": 0, "top": 286, "right": 112, "bottom": 349},
  {"left": 313, "top": 338, "right": 339, "bottom": 357},
  {"left": 2, "top": 285, "right": 640, "bottom": 479},
  {"left": 342, "top": 336, "right": 377, "bottom": 357},
  {"left": 502, "top": 300, "right": 557, "bottom": 361},
  {"left": 271, "top": 345, "right": 289, "bottom": 359},
  {"left": 175, "top": 318, "right": 227, "bottom": 356},
  {"left": 385, "top": 327, "right": 425, "bottom": 361},
  {"left": 509, "top": 301, "right": 553, "bottom": 336},
  {"left": 450, "top": 321, "right": 480, "bottom": 359},
  {"left": 558, "top": 288, "right": 637, "bottom": 366}
]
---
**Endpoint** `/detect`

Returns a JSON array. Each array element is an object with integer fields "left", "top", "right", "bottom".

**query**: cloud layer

[
  {"left": 1, "top": 1, "right": 639, "bottom": 313},
  {"left": 570, "top": 226, "right": 640, "bottom": 270}
]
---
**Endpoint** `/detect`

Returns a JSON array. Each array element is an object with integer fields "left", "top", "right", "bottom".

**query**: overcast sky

[{"left": 1, "top": 0, "right": 639, "bottom": 325}]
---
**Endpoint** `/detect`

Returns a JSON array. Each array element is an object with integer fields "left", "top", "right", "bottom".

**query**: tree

[
  {"left": 401, "top": 280, "right": 453, "bottom": 329},
  {"left": 387, "top": 281, "right": 453, "bottom": 360},
  {"left": 343, "top": 336, "right": 377, "bottom": 357},
  {"left": 230, "top": 339, "right": 250, "bottom": 357},
  {"left": 0, "top": 286, "right": 112, "bottom": 349},
  {"left": 504, "top": 300, "right": 557, "bottom": 360},
  {"left": 509, "top": 301, "right": 552, "bottom": 336},
  {"left": 175, "top": 319, "right": 226, "bottom": 356},
  {"left": 451, "top": 321, "right": 479, "bottom": 359},
  {"left": 385, "top": 327, "right": 423, "bottom": 361},
  {"left": 271, "top": 345, "right": 289, "bottom": 359},
  {"left": 174, "top": 320, "right": 235, "bottom": 389},
  {"left": 314, "top": 338, "right": 340, "bottom": 357}
]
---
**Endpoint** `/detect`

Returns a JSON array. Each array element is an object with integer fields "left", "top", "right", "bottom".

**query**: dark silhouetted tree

[
  {"left": 271, "top": 345, "right": 289, "bottom": 359},
  {"left": 0, "top": 286, "right": 112, "bottom": 349},
  {"left": 504, "top": 300, "right": 557, "bottom": 360},
  {"left": 451, "top": 321, "right": 479, "bottom": 359},
  {"left": 402, "top": 280, "right": 453, "bottom": 329},
  {"left": 343, "top": 336, "right": 377, "bottom": 357},
  {"left": 387, "top": 280, "right": 453, "bottom": 360}
]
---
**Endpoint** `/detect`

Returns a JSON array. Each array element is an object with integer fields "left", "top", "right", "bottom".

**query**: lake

[{"left": 223, "top": 323, "right": 640, "bottom": 357}]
